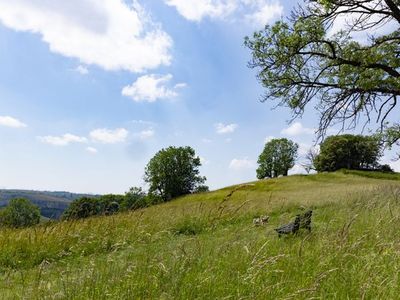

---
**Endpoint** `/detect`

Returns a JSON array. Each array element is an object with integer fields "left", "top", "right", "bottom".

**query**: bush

[{"left": 0, "top": 198, "right": 41, "bottom": 228}]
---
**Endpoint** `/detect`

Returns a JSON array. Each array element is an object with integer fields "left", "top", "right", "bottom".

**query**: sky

[{"left": 0, "top": 0, "right": 398, "bottom": 194}]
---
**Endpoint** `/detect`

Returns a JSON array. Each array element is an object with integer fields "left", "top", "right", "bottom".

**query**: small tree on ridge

[{"left": 257, "top": 138, "right": 298, "bottom": 179}]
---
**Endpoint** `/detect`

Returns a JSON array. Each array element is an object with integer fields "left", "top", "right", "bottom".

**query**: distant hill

[{"left": 0, "top": 189, "right": 99, "bottom": 219}]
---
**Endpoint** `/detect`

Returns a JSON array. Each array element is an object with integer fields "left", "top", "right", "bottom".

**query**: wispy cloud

[
  {"left": 38, "top": 133, "right": 87, "bottom": 146},
  {"left": 122, "top": 74, "right": 186, "bottom": 102},
  {"left": 229, "top": 158, "right": 256, "bottom": 170},
  {"left": 90, "top": 128, "right": 128, "bottom": 144},
  {"left": 165, "top": 0, "right": 283, "bottom": 25},
  {"left": 215, "top": 123, "right": 238, "bottom": 134},
  {"left": 245, "top": 1, "right": 283, "bottom": 27},
  {"left": 75, "top": 65, "right": 89, "bottom": 75},
  {"left": 135, "top": 129, "right": 155, "bottom": 140},
  {"left": 281, "top": 122, "right": 315, "bottom": 136},
  {"left": 0, "top": 116, "right": 27, "bottom": 128},
  {"left": 86, "top": 146, "right": 98, "bottom": 154}
]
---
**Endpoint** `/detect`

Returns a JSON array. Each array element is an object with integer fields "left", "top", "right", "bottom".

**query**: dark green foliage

[
  {"left": 257, "top": 138, "right": 298, "bottom": 179},
  {"left": 121, "top": 187, "right": 148, "bottom": 210},
  {"left": 144, "top": 146, "right": 207, "bottom": 201},
  {"left": 0, "top": 198, "right": 40, "bottom": 228},
  {"left": 62, "top": 189, "right": 162, "bottom": 220},
  {"left": 314, "top": 134, "right": 382, "bottom": 172},
  {"left": 245, "top": 0, "right": 400, "bottom": 140},
  {"left": 63, "top": 195, "right": 125, "bottom": 220},
  {"left": 194, "top": 185, "right": 210, "bottom": 193},
  {"left": 62, "top": 197, "right": 100, "bottom": 220},
  {"left": 379, "top": 164, "right": 394, "bottom": 173}
]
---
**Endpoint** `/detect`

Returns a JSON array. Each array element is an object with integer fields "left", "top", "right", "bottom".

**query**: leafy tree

[
  {"left": 62, "top": 195, "right": 125, "bottom": 220},
  {"left": 0, "top": 198, "right": 40, "bottom": 228},
  {"left": 144, "top": 146, "right": 207, "bottom": 201},
  {"left": 62, "top": 197, "right": 100, "bottom": 220},
  {"left": 245, "top": 0, "right": 400, "bottom": 141},
  {"left": 98, "top": 194, "right": 125, "bottom": 215},
  {"left": 314, "top": 134, "right": 382, "bottom": 172},
  {"left": 121, "top": 187, "right": 148, "bottom": 210},
  {"left": 257, "top": 138, "right": 298, "bottom": 179}
]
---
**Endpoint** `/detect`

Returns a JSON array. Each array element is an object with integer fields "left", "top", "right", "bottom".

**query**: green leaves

[
  {"left": 257, "top": 138, "right": 298, "bottom": 179},
  {"left": 144, "top": 146, "right": 207, "bottom": 201},
  {"left": 245, "top": 0, "right": 400, "bottom": 140},
  {"left": 314, "top": 134, "right": 382, "bottom": 172},
  {"left": 0, "top": 198, "right": 40, "bottom": 228}
]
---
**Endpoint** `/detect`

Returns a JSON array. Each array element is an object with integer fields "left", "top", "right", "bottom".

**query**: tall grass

[{"left": 1, "top": 172, "right": 400, "bottom": 299}]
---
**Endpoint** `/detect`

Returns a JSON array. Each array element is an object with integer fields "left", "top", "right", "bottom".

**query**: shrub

[{"left": 0, "top": 198, "right": 41, "bottom": 228}]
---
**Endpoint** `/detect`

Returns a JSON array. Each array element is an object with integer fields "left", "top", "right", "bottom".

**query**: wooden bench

[{"left": 275, "top": 215, "right": 301, "bottom": 237}]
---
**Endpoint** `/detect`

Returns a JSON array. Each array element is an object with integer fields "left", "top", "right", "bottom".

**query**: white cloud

[
  {"left": 122, "top": 74, "right": 186, "bottom": 102},
  {"left": 245, "top": 1, "right": 283, "bottom": 27},
  {"left": 136, "top": 129, "right": 155, "bottom": 140},
  {"left": 264, "top": 135, "right": 275, "bottom": 143},
  {"left": 75, "top": 65, "right": 89, "bottom": 75},
  {"left": 229, "top": 158, "right": 256, "bottom": 170},
  {"left": 165, "top": 0, "right": 283, "bottom": 25},
  {"left": 86, "top": 146, "right": 98, "bottom": 154},
  {"left": 165, "top": 0, "right": 236, "bottom": 22},
  {"left": 38, "top": 133, "right": 87, "bottom": 146},
  {"left": 215, "top": 123, "right": 238, "bottom": 134},
  {"left": 0, "top": 116, "right": 27, "bottom": 128},
  {"left": 199, "top": 156, "right": 210, "bottom": 165},
  {"left": 281, "top": 122, "right": 315, "bottom": 136},
  {"left": 90, "top": 128, "right": 128, "bottom": 144},
  {"left": 0, "top": 0, "right": 172, "bottom": 73}
]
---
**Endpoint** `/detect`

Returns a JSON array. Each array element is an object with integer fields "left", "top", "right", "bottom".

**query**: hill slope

[
  {"left": 0, "top": 189, "right": 98, "bottom": 219},
  {"left": 1, "top": 171, "right": 400, "bottom": 299}
]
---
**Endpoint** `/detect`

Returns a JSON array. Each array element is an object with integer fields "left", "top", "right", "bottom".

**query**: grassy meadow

[{"left": 1, "top": 171, "right": 400, "bottom": 299}]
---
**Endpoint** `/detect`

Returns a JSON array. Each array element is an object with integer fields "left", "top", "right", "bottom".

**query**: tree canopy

[
  {"left": 245, "top": 0, "right": 400, "bottom": 141},
  {"left": 0, "top": 198, "right": 41, "bottom": 228},
  {"left": 257, "top": 138, "right": 298, "bottom": 179},
  {"left": 314, "top": 134, "right": 382, "bottom": 172},
  {"left": 144, "top": 146, "right": 207, "bottom": 201}
]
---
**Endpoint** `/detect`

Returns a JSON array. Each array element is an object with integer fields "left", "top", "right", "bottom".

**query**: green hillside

[
  {"left": 0, "top": 190, "right": 99, "bottom": 219},
  {"left": 1, "top": 171, "right": 400, "bottom": 299}
]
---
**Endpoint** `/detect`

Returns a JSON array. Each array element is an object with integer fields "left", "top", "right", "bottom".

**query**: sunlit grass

[{"left": 1, "top": 172, "right": 400, "bottom": 299}]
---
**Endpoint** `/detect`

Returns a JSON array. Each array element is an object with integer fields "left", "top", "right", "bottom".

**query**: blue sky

[{"left": 0, "top": 0, "right": 397, "bottom": 194}]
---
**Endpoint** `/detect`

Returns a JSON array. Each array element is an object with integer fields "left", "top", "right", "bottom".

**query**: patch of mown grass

[{"left": 1, "top": 173, "right": 400, "bottom": 299}]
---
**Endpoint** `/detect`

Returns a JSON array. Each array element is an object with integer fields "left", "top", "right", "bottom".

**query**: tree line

[
  {"left": 1, "top": 132, "right": 393, "bottom": 228},
  {"left": 257, "top": 134, "right": 392, "bottom": 179}
]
